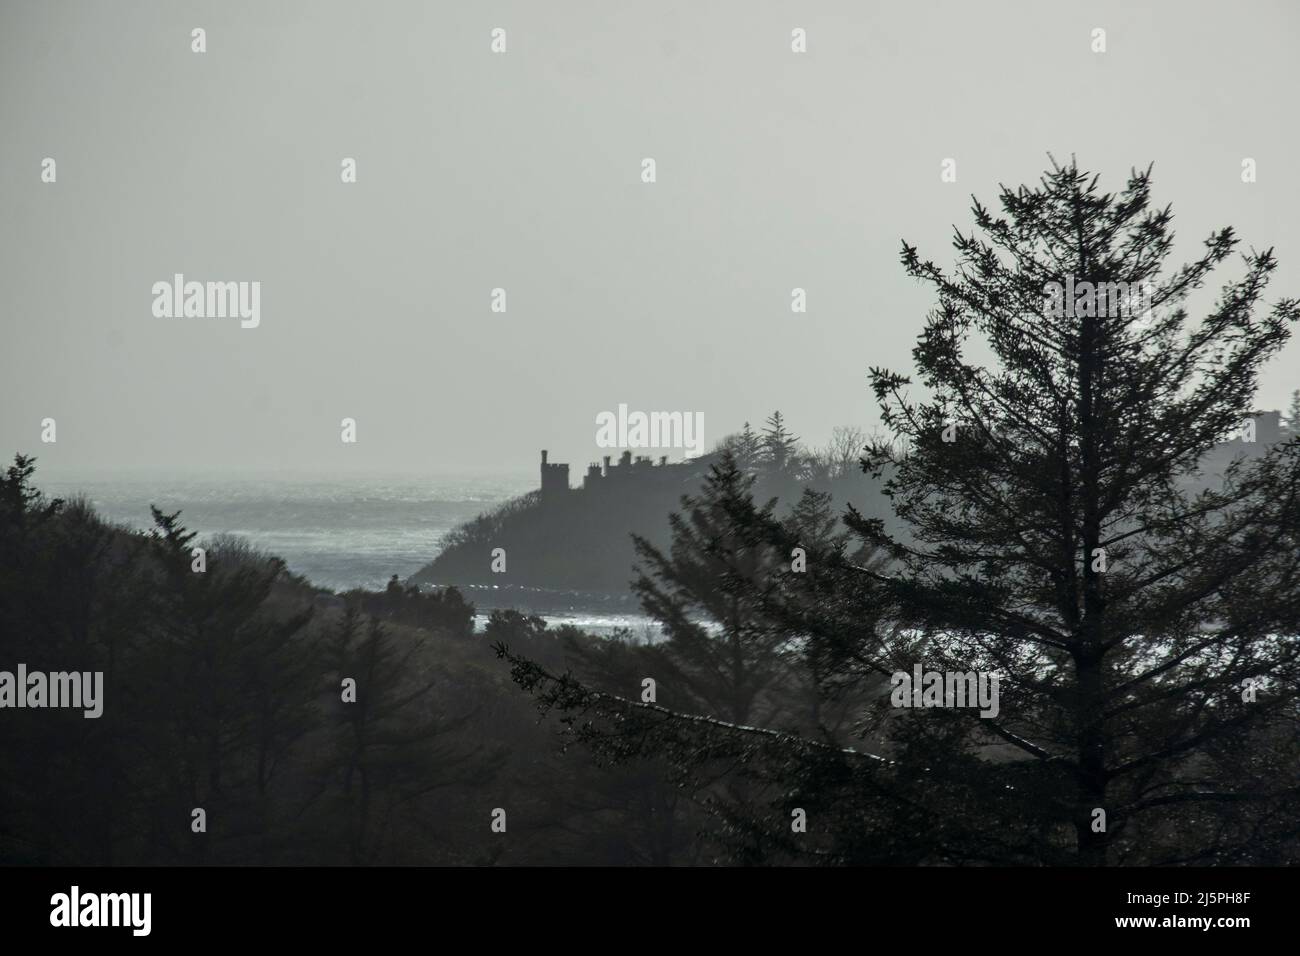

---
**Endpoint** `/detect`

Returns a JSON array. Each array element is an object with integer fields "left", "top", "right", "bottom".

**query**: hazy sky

[{"left": 3, "top": 0, "right": 1299, "bottom": 475}]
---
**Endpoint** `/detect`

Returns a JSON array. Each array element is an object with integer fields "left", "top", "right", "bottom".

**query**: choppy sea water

[
  {"left": 36, "top": 471, "right": 665, "bottom": 638},
  {"left": 40, "top": 471, "right": 529, "bottom": 591}
]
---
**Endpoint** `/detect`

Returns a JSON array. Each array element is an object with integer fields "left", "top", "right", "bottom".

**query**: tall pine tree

[
  {"left": 856, "top": 158, "right": 1300, "bottom": 864},
  {"left": 501, "top": 160, "right": 1300, "bottom": 865}
]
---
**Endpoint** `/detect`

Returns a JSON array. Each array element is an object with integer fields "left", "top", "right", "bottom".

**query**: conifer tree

[
  {"left": 855, "top": 158, "right": 1300, "bottom": 864},
  {"left": 326, "top": 607, "right": 502, "bottom": 864},
  {"left": 761, "top": 411, "right": 801, "bottom": 476},
  {"left": 143, "top": 511, "right": 315, "bottom": 862},
  {"left": 502, "top": 161, "right": 1300, "bottom": 865},
  {"left": 719, "top": 422, "right": 764, "bottom": 473},
  {"left": 631, "top": 453, "right": 788, "bottom": 726}
]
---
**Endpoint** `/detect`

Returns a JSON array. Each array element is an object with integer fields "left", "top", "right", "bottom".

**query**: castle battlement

[
  {"left": 539, "top": 449, "right": 570, "bottom": 502},
  {"left": 538, "top": 449, "right": 690, "bottom": 498}
]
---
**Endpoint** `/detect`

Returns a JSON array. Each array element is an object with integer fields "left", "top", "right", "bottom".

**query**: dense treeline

[{"left": 0, "top": 456, "right": 719, "bottom": 865}]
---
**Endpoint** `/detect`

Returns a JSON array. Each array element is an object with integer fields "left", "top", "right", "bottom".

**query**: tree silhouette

[
  {"left": 761, "top": 411, "right": 801, "bottom": 477},
  {"left": 856, "top": 157, "right": 1300, "bottom": 864},
  {"left": 501, "top": 160, "right": 1300, "bottom": 865},
  {"left": 631, "top": 453, "right": 788, "bottom": 726},
  {"left": 325, "top": 606, "right": 502, "bottom": 864}
]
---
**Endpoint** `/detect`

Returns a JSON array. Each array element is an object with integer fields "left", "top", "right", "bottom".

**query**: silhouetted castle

[
  {"left": 539, "top": 450, "right": 570, "bottom": 500},
  {"left": 539, "top": 449, "right": 706, "bottom": 503},
  {"left": 540, "top": 411, "right": 1288, "bottom": 504}
]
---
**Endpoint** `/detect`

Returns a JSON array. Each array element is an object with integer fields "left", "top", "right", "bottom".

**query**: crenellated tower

[{"left": 539, "top": 450, "right": 570, "bottom": 501}]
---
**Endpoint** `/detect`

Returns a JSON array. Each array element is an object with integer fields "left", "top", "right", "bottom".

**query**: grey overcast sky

[{"left": 3, "top": 0, "right": 1299, "bottom": 475}]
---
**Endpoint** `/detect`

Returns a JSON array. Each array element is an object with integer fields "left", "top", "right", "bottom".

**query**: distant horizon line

[{"left": 29, "top": 466, "right": 540, "bottom": 482}]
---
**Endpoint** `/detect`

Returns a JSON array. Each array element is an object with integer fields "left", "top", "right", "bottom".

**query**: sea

[{"left": 36, "top": 471, "right": 665, "bottom": 639}]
